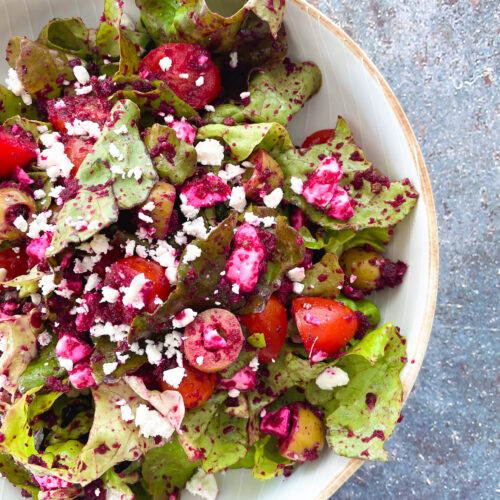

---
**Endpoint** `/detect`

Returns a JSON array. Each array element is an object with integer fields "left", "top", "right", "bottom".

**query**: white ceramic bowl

[{"left": 0, "top": 0, "right": 438, "bottom": 498}]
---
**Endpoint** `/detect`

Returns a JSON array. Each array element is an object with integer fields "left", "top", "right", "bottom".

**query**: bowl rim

[{"left": 286, "top": 0, "right": 439, "bottom": 497}]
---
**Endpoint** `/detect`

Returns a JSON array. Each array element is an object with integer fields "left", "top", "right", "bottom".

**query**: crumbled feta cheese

[
  {"left": 138, "top": 212, "right": 154, "bottom": 224},
  {"left": 165, "top": 264, "right": 179, "bottom": 285},
  {"left": 293, "top": 282, "right": 305, "bottom": 294},
  {"left": 5, "top": 68, "right": 32, "bottom": 105},
  {"left": 37, "top": 135, "right": 74, "bottom": 180},
  {"left": 89, "top": 234, "right": 110, "bottom": 255},
  {"left": 37, "top": 331, "right": 52, "bottom": 347},
  {"left": 195, "top": 76, "right": 204, "bottom": 87},
  {"left": 186, "top": 468, "right": 218, "bottom": 500},
  {"left": 121, "top": 273, "right": 149, "bottom": 309},
  {"left": 13, "top": 215, "right": 28, "bottom": 233},
  {"left": 218, "top": 163, "right": 245, "bottom": 183},
  {"left": 116, "top": 352, "right": 130, "bottom": 364},
  {"left": 84, "top": 273, "right": 101, "bottom": 292},
  {"left": 315, "top": 367, "right": 350, "bottom": 390},
  {"left": 145, "top": 341, "right": 163, "bottom": 365},
  {"left": 172, "top": 308, "right": 197, "bottom": 328},
  {"left": 159, "top": 56, "right": 172, "bottom": 71},
  {"left": 174, "top": 231, "right": 188, "bottom": 246},
  {"left": 66, "top": 119, "right": 101, "bottom": 139},
  {"left": 124, "top": 240, "right": 136, "bottom": 257},
  {"left": 248, "top": 356, "right": 259, "bottom": 371},
  {"left": 90, "top": 322, "right": 130, "bottom": 342},
  {"left": 75, "top": 85, "right": 93, "bottom": 95},
  {"left": 127, "top": 166, "right": 143, "bottom": 181},
  {"left": 182, "top": 217, "right": 208, "bottom": 240},
  {"left": 109, "top": 142, "right": 124, "bottom": 161},
  {"left": 101, "top": 286, "right": 120, "bottom": 303},
  {"left": 263, "top": 187, "right": 283, "bottom": 209},
  {"left": 240, "top": 91, "right": 251, "bottom": 100},
  {"left": 179, "top": 73, "right": 189, "bottom": 79},
  {"left": 114, "top": 124, "right": 128, "bottom": 135},
  {"left": 204, "top": 105, "right": 216, "bottom": 113},
  {"left": 162, "top": 366, "right": 185, "bottom": 388},
  {"left": 243, "top": 212, "right": 275, "bottom": 228},
  {"left": 229, "top": 186, "right": 246, "bottom": 212},
  {"left": 135, "top": 245, "right": 148, "bottom": 258},
  {"left": 229, "top": 51, "right": 238, "bottom": 69},
  {"left": 33, "top": 189, "right": 47, "bottom": 200},
  {"left": 135, "top": 404, "right": 173, "bottom": 439},
  {"left": 103, "top": 362, "right": 118, "bottom": 375},
  {"left": 290, "top": 176, "right": 304, "bottom": 195},
  {"left": 180, "top": 193, "right": 200, "bottom": 219},
  {"left": 150, "top": 240, "right": 176, "bottom": 268},
  {"left": 228, "top": 388, "right": 240, "bottom": 398},
  {"left": 182, "top": 244, "right": 201, "bottom": 264},
  {"left": 27, "top": 211, "right": 55, "bottom": 239},
  {"left": 142, "top": 201, "right": 155, "bottom": 212},
  {"left": 58, "top": 357, "right": 73, "bottom": 372},
  {"left": 195, "top": 139, "right": 225, "bottom": 166},
  {"left": 119, "top": 402, "right": 134, "bottom": 422},
  {"left": 231, "top": 283, "right": 240, "bottom": 294},
  {"left": 287, "top": 267, "right": 305, "bottom": 282},
  {"left": 39, "top": 274, "right": 56, "bottom": 295},
  {"left": 73, "top": 65, "right": 90, "bottom": 85},
  {"left": 196, "top": 355, "right": 204, "bottom": 366}
]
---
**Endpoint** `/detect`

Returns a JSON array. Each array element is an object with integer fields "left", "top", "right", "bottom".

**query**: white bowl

[{"left": 0, "top": 0, "right": 438, "bottom": 498}]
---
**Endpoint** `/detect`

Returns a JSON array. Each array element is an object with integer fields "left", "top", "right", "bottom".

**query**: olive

[
  {"left": 242, "top": 149, "right": 284, "bottom": 200},
  {"left": 0, "top": 188, "right": 36, "bottom": 241},
  {"left": 183, "top": 309, "right": 244, "bottom": 373},
  {"left": 143, "top": 181, "right": 176, "bottom": 239},
  {"left": 277, "top": 402, "right": 325, "bottom": 463},
  {"left": 340, "top": 247, "right": 385, "bottom": 292}
]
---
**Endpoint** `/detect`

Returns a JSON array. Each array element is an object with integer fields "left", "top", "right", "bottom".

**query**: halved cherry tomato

[
  {"left": 0, "top": 130, "right": 37, "bottom": 177},
  {"left": 106, "top": 256, "right": 170, "bottom": 313},
  {"left": 46, "top": 96, "right": 111, "bottom": 133},
  {"left": 160, "top": 364, "right": 217, "bottom": 409},
  {"left": 138, "top": 43, "right": 221, "bottom": 110},
  {"left": 0, "top": 247, "right": 29, "bottom": 282},
  {"left": 301, "top": 129, "right": 335, "bottom": 149},
  {"left": 64, "top": 138, "right": 94, "bottom": 177},
  {"left": 240, "top": 295, "right": 288, "bottom": 363},
  {"left": 292, "top": 297, "right": 358, "bottom": 359}
]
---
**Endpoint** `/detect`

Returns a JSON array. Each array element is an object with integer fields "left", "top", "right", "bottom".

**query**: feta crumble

[
  {"left": 263, "top": 187, "right": 283, "bottom": 209},
  {"left": 315, "top": 367, "right": 350, "bottom": 390},
  {"left": 121, "top": 273, "right": 149, "bottom": 309},
  {"left": 186, "top": 468, "right": 218, "bottom": 500},
  {"left": 287, "top": 267, "right": 305, "bottom": 282},
  {"left": 182, "top": 244, "right": 201, "bottom": 264},
  {"left": 162, "top": 367, "right": 186, "bottom": 389},
  {"left": 159, "top": 56, "right": 172, "bottom": 71},
  {"left": 172, "top": 308, "right": 197, "bottom": 328},
  {"left": 135, "top": 404, "right": 173, "bottom": 439},
  {"left": 73, "top": 65, "right": 90, "bottom": 85},
  {"left": 195, "top": 139, "right": 225, "bottom": 166},
  {"left": 290, "top": 176, "right": 304, "bottom": 195},
  {"left": 103, "top": 362, "right": 118, "bottom": 375},
  {"left": 5, "top": 68, "right": 32, "bottom": 105},
  {"left": 229, "top": 186, "right": 246, "bottom": 212}
]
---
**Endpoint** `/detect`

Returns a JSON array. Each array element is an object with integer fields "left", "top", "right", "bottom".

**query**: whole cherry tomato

[
  {"left": 292, "top": 297, "right": 358, "bottom": 360},
  {"left": 160, "top": 363, "right": 217, "bottom": 408},
  {"left": 240, "top": 295, "right": 288, "bottom": 363}
]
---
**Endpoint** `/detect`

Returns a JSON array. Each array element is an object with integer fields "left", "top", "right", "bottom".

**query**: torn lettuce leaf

[
  {"left": 302, "top": 252, "right": 344, "bottom": 298},
  {"left": 277, "top": 117, "right": 419, "bottom": 230},
  {"left": 141, "top": 436, "right": 200, "bottom": 498},
  {"left": 0, "top": 85, "right": 38, "bottom": 121},
  {"left": 323, "top": 323, "right": 406, "bottom": 461},
  {"left": 0, "top": 313, "right": 41, "bottom": 394},
  {"left": 3, "top": 115, "right": 52, "bottom": 142},
  {"left": 144, "top": 124, "right": 197, "bottom": 185},
  {"left": 197, "top": 122, "right": 293, "bottom": 162},
  {"left": 336, "top": 294, "right": 381, "bottom": 328},
  {"left": 0, "top": 453, "right": 40, "bottom": 499},
  {"left": 1, "top": 265, "right": 46, "bottom": 298}
]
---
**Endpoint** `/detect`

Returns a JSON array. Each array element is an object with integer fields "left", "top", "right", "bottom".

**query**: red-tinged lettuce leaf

[
  {"left": 130, "top": 212, "right": 238, "bottom": 341},
  {"left": 0, "top": 453, "right": 40, "bottom": 499},
  {"left": 0, "top": 313, "right": 41, "bottom": 395},
  {"left": 302, "top": 252, "right": 344, "bottom": 298},
  {"left": 136, "top": 0, "right": 285, "bottom": 48},
  {"left": 323, "top": 322, "right": 406, "bottom": 461},
  {"left": 197, "top": 122, "right": 293, "bottom": 162},
  {"left": 0, "top": 85, "right": 38, "bottom": 121},
  {"left": 277, "top": 117, "right": 419, "bottom": 230},
  {"left": 141, "top": 436, "right": 200, "bottom": 498}
]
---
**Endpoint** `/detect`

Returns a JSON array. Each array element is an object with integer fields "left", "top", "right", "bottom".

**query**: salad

[{"left": 0, "top": 0, "right": 419, "bottom": 499}]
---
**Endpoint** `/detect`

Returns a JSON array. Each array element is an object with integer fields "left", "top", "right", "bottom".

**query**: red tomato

[
  {"left": 46, "top": 96, "right": 111, "bottom": 133},
  {"left": 160, "top": 364, "right": 217, "bottom": 409},
  {"left": 301, "top": 129, "right": 335, "bottom": 149},
  {"left": 0, "top": 131, "right": 37, "bottom": 177},
  {"left": 292, "top": 297, "right": 358, "bottom": 359},
  {"left": 240, "top": 295, "right": 288, "bottom": 363},
  {"left": 139, "top": 43, "right": 221, "bottom": 110},
  {"left": 106, "top": 256, "right": 170, "bottom": 313},
  {"left": 0, "top": 247, "right": 29, "bottom": 282},
  {"left": 64, "top": 138, "right": 94, "bottom": 177}
]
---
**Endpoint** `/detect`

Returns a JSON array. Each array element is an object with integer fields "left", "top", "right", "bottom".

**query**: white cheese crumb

[
  {"left": 172, "top": 308, "right": 197, "bottom": 328},
  {"left": 103, "top": 362, "right": 118, "bottom": 375},
  {"left": 182, "top": 217, "right": 208, "bottom": 240},
  {"left": 66, "top": 119, "right": 101, "bottom": 139},
  {"left": 90, "top": 322, "right": 130, "bottom": 342},
  {"left": 315, "top": 367, "right": 350, "bottom": 390},
  {"left": 196, "top": 355, "right": 204, "bottom": 366},
  {"left": 195, "top": 139, "right": 225, "bottom": 166},
  {"left": 231, "top": 283, "right": 240, "bottom": 294},
  {"left": 75, "top": 85, "right": 93, "bottom": 95},
  {"left": 240, "top": 91, "right": 251, "bottom": 100},
  {"left": 37, "top": 331, "right": 52, "bottom": 347},
  {"left": 292, "top": 282, "right": 305, "bottom": 294},
  {"left": 195, "top": 76, "right": 205, "bottom": 87},
  {"left": 135, "top": 404, "right": 173, "bottom": 439},
  {"left": 162, "top": 367, "right": 185, "bottom": 389},
  {"left": 204, "top": 105, "right": 215, "bottom": 113},
  {"left": 119, "top": 402, "right": 134, "bottom": 422},
  {"left": 243, "top": 212, "right": 275, "bottom": 228},
  {"left": 39, "top": 274, "right": 56, "bottom": 296},
  {"left": 5, "top": 68, "right": 32, "bottom": 105},
  {"left": 121, "top": 273, "right": 149, "bottom": 309},
  {"left": 186, "top": 468, "right": 218, "bottom": 500},
  {"left": 290, "top": 176, "right": 304, "bottom": 195},
  {"left": 218, "top": 163, "right": 245, "bottom": 183},
  {"left": 58, "top": 357, "right": 73, "bottom": 372},
  {"left": 84, "top": 273, "right": 101, "bottom": 292},
  {"left": 287, "top": 267, "right": 305, "bottom": 282},
  {"left": 138, "top": 212, "right": 154, "bottom": 224},
  {"left": 263, "top": 187, "right": 283, "bottom": 209},
  {"left": 179, "top": 73, "right": 189, "bottom": 79},
  {"left": 182, "top": 244, "right": 201, "bottom": 264},
  {"left": 114, "top": 124, "right": 128, "bottom": 135},
  {"left": 159, "top": 57, "right": 172, "bottom": 71},
  {"left": 73, "top": 65, "right": 90, "bottom": 85},
  {"left": 229, "top": 186, "right": 246, "bottom": 212},
  {"left": 180, "top": 194, "right": 200, "bottom": 220},
  {"left": 229, "top": 51, "right": 238, "bottom": 69},
  {"left": 145, "top": 341, "right": 163, "bottom": 365},
  {"left": 228, "top": 388, "right": 240, "bottom": 398},
  {"left": 101, "top": 286, "right": 120, "bottom": 304},
  {"left": 142, "top": 201, "right": 155, "bottom": 212},
  {"left": 249, "top": 356, "right": 259, "bottom": 372},
  {"left": 13, "top": 215, "right": 28, "bottom": 233},
  {"left": 109, "top": 142, "right": 124, "bottom": 161},
  {"left": 33, "top": 189, "right": 47, "bottom": 200}
]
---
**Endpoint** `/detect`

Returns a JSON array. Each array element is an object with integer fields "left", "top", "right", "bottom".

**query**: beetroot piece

[
  {"left": 0, "top": 130, "right": 37, "bottom": 177},
  {"left": 183, "top": 309, "right": 244, "bottom": 372},
  {"left": 260, "top": 407, "right": 291, "bottom": 439},
  {"left": 55, "top": 334, "right": 92, "bottom": 363},
  {"left": 170, "top": 120, "right": 196, "bottom": 144},
  {"left": 181, "top": 173, "right": 231, "bottom": 208},
  {"left": 69, "top": 362, "right": 96, "bottom": 389},
  {"left": 242, "top": 149, "right": 284, "bottom": 201}
]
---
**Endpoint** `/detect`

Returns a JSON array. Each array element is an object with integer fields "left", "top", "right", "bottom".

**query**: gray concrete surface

[{"left": 310, "top": 1, "right": 500, "bottom": 498}]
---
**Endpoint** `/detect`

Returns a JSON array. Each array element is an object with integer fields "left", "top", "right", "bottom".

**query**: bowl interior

[{"left": 0, "top": 0, "right": 438, "bottom": 498}]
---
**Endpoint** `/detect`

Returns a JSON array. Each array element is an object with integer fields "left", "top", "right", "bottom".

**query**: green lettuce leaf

[
  {"left": 6, "top": 37, "right": 80, "bottom": 98},
  {"left": 1, "top": 265, "right": 46, "bottom": 298},
  {"left": 336, "top": 294, "right": 381, "bottom": 328},
  {"left": 101, "top": 469, "right": 136, "bottom": 500},
  {"left": 302, "top": 252, "right": 344, "bottom": 297},
  {"left": 142, "top": 436, "right": 200, "bottom": 498},
  {"left": 0, "top": 85, "right": 38, "bottom": 121},
  {"left": 197, "top": 122, "right": 293, "bottom": 163},
  {"left": 3, "top": 116, "right": 52, "bottom": 141},
  {"left": 0, "top": 453, "right": 40, "bottom": 499},
  {"left": 37, "top": 17, "right": 92, "bottom": 59},
  {"left": 144, "top": 124, "right": 197, "bottom": 185},
  {"left": 0, "top": 313, "right": 40, "bottom": 394},
  {"left": 137, "top": 0, "right": 285, "bottom": 48},
  {"left": 324, "top": 323, "right": 406, "bottom": 461},
  {"left": 277, "top": 117, "right": 419, "bottom": 230}
]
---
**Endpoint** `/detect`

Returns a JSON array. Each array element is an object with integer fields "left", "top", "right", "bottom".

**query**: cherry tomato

[
  {"left": 240, "top": 295, "right": 288, "bottom": 363},
  {"left": 106, "top": 256, "right": 170, "bottom": 313},
  {"left": 139, "top": 43, "right": 221, "bottom": 110},
  {"left": 301, "top": 129, "right": 335, "bottom": 149},
  {"left": 160, "top": 364, "right": 217, "bottom": 409},
  {"left": 64, "top": 138, "right": 93, "bottom": 177},
  {"left": 292, "top": 297, "right": 358, "bottom": 359},
  {"left": 0, "top": 131, "right": 37, "bottom": 177},
  {"left": 0, "top": 247, "right": 29, "bottom": 282},
  {"left": 46, "top": 96, "right": 111, "bottom": 133}
]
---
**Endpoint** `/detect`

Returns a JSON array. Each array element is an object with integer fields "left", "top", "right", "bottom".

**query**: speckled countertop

[{"left": 310, "top": 1, "right": 499, "bottom": 498}]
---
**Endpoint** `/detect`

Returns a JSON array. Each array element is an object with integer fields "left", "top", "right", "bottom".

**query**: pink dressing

[
  {"left": 170, "top": 120, "right": 196, "bottom": 144},
  {"left": 225, "top": 223, "right": 265, "bottom": 293},
  {"left": 56, "top": 334, "right": 92, "bottom": 362}
]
